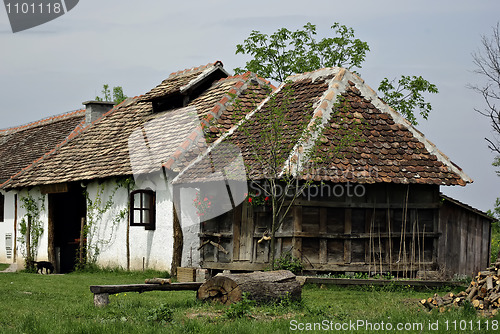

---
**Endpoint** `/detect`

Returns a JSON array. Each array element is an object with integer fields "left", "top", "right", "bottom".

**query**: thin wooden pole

[
  {"left": 79, "top": 217, "right": 85, "bottom": 266},
  {"left": 13, "top": 194, "right": 17, "bottom": 263},
  {"left": 26, "top": 216, "right": 31, "bottom": 268}
]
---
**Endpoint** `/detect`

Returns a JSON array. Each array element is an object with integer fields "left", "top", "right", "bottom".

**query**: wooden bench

[{"left": 90, "top": 282, "right": 202, "bottom": 307}]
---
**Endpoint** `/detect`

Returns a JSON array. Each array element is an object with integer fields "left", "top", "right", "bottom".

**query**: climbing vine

[
  {"left": 79, "top": 177, "right": 134, "bottom": 269},
  {"left": 18, "top": 193, "right": 45, "bottom": 271}
]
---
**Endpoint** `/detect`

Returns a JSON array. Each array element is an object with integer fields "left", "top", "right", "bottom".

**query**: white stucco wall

[
  {"left": 0, "top": 188, "right": 49, "bottom": 266},
  {"left": 0, "top": 189, "right": 16, "bottom": 264},
  {"left": 0, "top": 176, "right": 204, "bottom": 273},
  {"left": 86, "top": 176, "right": 176, "bottom": 271}
]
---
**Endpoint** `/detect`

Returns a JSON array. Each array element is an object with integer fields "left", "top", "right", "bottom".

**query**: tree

[
  {"left": 230, "top": 83, "right": 363, "bottom": 270},
  {"left": 378, "top": 76, "right": 438, "bottom": 126},
  {"left": 235, "top": 22, "right": 369, "bottom": 83},
  {"left": 471, "top": 23, "right": 500, "bottom": 170},
  {"left": 95, "top": 84, "right": 128, "bottom": 104},
  {"left": 234, "top": 22, "right": 438, "bottom": 126}
]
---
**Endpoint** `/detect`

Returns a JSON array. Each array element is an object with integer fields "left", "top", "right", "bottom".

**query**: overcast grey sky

[{"left": 0, "top": 0, "right": 499, "bottom": 212}]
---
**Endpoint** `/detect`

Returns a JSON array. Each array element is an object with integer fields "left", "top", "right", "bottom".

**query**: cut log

[
  {"left": 197, "top": 270, "right": 301, "bottom": 305},
  {"left": 145, "top": 278, "right": 171, "bottom": 285},
  {"left": 467, "top": 286, "right": 478, "bottom": 301},
  {"left": 487, "top": 276, "right": 494, "bottom": 290}
]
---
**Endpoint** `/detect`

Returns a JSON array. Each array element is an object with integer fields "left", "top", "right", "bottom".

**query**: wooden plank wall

[
  {"left": 438, "top": 200, "right": 491, "bottom": 277},
  {"left": 199, "top": 184, "right": 491, "bottom": 278}
]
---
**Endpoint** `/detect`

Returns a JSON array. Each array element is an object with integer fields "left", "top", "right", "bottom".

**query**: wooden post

[
  {"left": 79, "top": 217, "right": 85, "bottom": 266},
  {"left": 292, "top": 206, "right": 302, "bottom": 260},
  {"left": 319, "top": 208, "right": 327, "bottom": 264},
  {"left": 232, "top": 204, "right": 242, "bottom": 261},
  {"left": 47, "top": 195, "right": 55, "bottom": 267},
  {"left": 13, "top": 194, "right": 17, "bottom": 263},
  {"left": 94, "top": 293, "right": 109, "bottom": 307},
  {"left": 344, "top": 209, "right": 352, "bottom": 264},
  {"left": 26, "top": 216, "right": 31, "bottom": 267}
]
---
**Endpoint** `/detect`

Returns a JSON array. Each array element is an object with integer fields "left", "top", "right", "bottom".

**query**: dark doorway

[{"left": 47, "top": 183, "right": 86, "bottom": 273}]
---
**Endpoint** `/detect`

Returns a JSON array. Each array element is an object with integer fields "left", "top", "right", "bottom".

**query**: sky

[{"left": 0, "top": 0, "right": 499, "bottom": 212}]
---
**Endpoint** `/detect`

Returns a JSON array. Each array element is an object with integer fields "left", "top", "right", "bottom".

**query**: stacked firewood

[{"left": 420, "top": 263, "right": 500, "bottom": 317}]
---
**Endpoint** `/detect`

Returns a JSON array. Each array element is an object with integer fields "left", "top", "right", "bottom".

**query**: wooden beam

[
  {"left": 90, "top": 282, "right": 202, "bottom": 295},
  {"left": 319, "top": 207, "right": 327, "bottom": 264},
  {"left": 40, "top": 183, "right": 68, "bottom": 194},
  {"left": 202, "top": 261, "right": 268, "bottom": 271},
  {"left": 292, "top": 199, "right": 440, "bottom": 209},
  {"left": 302, "top": 277, "right": 466, "bottom": 288},
  {"left": 232, "top": 204, "right": 242, "bottom": 261},
  {"left": 292, "top": 206, "right": 302, "bottom": 260},
  {"left": 344, "top": 209, "right": 351, "bottom": 264}
]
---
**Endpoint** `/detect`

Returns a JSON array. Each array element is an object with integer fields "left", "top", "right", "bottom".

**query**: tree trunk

[
  {"left": 171, "top": 205, "right": 183, "bottom": 277},
  {"left": 197, "top": 270, "right": 302, "bottom": 305}
]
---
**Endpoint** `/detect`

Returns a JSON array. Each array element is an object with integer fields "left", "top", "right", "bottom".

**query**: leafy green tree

[
  {"left": 378, "top": 76, "right": 438, "bottom": 126},
  {"left": 95, "top": 84, "right": 127, "bottom": 104},
  {"left": 234, "top": 22, "right": 438, "bottom": 125},
  {"left": 235, "top": 23, "right": 369, "bottom": 83}
]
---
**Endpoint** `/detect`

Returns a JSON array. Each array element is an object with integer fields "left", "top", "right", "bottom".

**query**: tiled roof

[
  {"left": 0, "top": 110, "right": 85, "bottom": 183},
  {"left": 1, "top": 66, "right": 273, "bottom": 189},
  {"left": 140, "top": 61, "right": 228, "bottom": 102},
  {"left": 174, "top": 67, "right": 472, "bottom": 186}
]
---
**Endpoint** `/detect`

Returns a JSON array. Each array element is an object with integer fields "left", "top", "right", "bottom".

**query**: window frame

[{"left": 129, "top": 189, "right": 156, "bottom": 230}]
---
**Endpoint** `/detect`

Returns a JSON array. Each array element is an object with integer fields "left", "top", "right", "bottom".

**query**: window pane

[
  {"left": 143, "top": 193, "right": 151, "bottom": 209},
  {"left": 133, "top": 193, "right": 142, "bottom": 210},
  {"left": 134, "top": 210, "right": 142, "bottom": 225}
]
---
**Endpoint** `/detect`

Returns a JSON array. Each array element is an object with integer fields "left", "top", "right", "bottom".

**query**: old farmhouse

[{"left": 0, "top": 62, "right": 494, "bottom": 278}]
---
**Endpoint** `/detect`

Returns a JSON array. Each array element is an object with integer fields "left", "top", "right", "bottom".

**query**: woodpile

[
  {"left": 420, "top": 263, "right": 500, "bottom": 317},
  {"left": 197, "top": 270, "right": 302, "bottom": 305}
]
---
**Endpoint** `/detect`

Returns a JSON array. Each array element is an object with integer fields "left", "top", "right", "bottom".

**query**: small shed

[{"left": 439, "top": 194, "right": 494, "bottom": 277}]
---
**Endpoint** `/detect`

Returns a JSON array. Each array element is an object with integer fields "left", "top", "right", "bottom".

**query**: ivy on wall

[
  {"left": 79, "top": 177, "right": 134, "bottom": 269},
  {"left": 18, "top": 193, "right": 45, "bottom": 271}
]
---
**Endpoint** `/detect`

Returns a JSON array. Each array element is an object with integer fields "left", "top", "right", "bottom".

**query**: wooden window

[
  {"left": 0, "top": 193, "right": 4, "bottom": 222},
  {"left": 130, "top": 189, "right": 155, "bottom": 230}
]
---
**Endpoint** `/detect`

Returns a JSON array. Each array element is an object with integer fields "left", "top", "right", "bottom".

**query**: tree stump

[{"left": 197, "top": 270, "right": 301, "bottom": 305}]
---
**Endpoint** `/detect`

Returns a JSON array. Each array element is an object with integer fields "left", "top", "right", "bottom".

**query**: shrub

[{"left": 273, "top": 252, "right": 304, "bottom": 274}]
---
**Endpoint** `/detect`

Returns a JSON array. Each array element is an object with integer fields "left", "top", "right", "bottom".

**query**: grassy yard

[{"left": 0, "top": 270, "right": 498, "bottom": 333}]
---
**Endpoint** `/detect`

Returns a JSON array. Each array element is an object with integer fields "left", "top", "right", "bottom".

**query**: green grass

[
  {"left": 0, "top": 263, "right": 10, "bottom": 271},
  {"left": 0, "top": 271, "right": 498, "bottom": 333}
]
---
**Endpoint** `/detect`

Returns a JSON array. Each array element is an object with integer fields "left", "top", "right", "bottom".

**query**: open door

[{"left": 47, "top": 183, "right": 86, "bottom": 273}]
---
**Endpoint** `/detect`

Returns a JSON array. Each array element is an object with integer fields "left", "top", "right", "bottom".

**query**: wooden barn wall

[
  {"left": 438, "top": 201, "right": 491, "bottom": 277},
  {"left": 199, "top": 183, "right": 453, "bottom": 274}
]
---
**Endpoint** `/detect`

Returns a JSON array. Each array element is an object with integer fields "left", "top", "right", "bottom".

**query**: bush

[{"left": 273, "top": 252, "right": 304, "bottom": 274}]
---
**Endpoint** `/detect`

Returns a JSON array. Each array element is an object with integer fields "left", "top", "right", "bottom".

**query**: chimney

[{"left": 82, "top": 100, "right": 115, "bottom": 125}]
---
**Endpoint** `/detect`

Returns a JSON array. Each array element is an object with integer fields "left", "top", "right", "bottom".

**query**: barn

[{"left": 174, "top": 67, "right": 494, "bottom": 279}]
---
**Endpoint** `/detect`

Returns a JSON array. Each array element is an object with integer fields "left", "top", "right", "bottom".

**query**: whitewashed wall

[
  {"left": 86, "top": 176, "right": 178, "bottom": 271},
  {"left": 0, "top": 176, "right": 204, "bottom": 273},
  {"left": 0, "top": 189, "right": 16, "bottom": 264},
  {"left": 0, "top": 188, "right": 49, "bottom": 266}
]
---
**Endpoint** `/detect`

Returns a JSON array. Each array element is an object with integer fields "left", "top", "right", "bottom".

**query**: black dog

[{"left": 33, "top": 261, "right": 54, "bottom": 274}]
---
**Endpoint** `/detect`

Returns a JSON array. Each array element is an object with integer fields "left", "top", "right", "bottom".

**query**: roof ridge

[
  {"left": 217, "top": 71, "right": 277, "bottom": 90},
  {"left": 0, "top": 109, "right": 85, "bottom": 135},
  {"left": 169, "top": 60, "right": 223, "bottom": 78},
  {"left": 164, "top": 73, "right": 272, "bottom": 172},
  {"left": 173, "top": 77, "right": 279, "bottom": 183}
]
